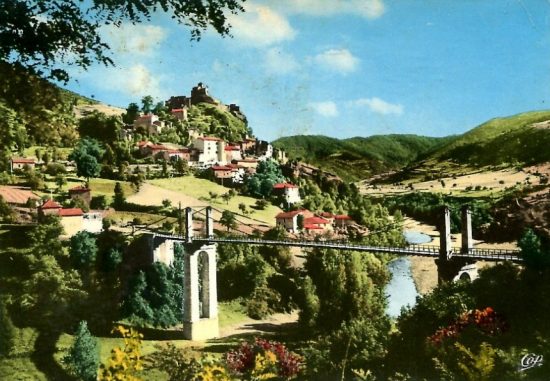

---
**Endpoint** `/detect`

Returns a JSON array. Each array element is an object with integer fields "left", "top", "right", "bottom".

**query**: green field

[{"left": 149, "top": 176, "right": 281, "bottom": 224}]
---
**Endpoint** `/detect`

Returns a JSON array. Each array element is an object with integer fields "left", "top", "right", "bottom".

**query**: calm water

[{"left": 384, "top": 230, "right": 433, "bottom": 318}]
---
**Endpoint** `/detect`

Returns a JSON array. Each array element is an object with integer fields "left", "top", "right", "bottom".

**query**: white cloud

[
  {"left": 98, "top": 64, "right": 163, "bottom": 99},
  {"left": 309, "top": 101, "right": 339, "bottom": 117},
  {"left": 101, "top": 24, "right": 167, "bottom": 56},
  {"left": 263, "top": 48, "right": 300, "bottom": 75},
  {"left": 227, "top": 4, "right": 296, "bottom": 46},
  {"left": 313, "top": 49, "right": 359, "bottom": 74},
  {"left": 353, "top": 97, "right": 403, "bottom": 115},
  {"left": 270, "top": 0, "right": 385, "bottom": 19}
]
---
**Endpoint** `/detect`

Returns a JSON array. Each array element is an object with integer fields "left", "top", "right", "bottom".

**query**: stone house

[
  {"left": 133, "top": 113, "right": 165, "bottom": 135},
  {"left": 68, "top": 185, "right": 91, "bottom": 207},
  {"left": 171, "top": 108, "right": 188, "bottom": 122},
  {"left": 10, "top": 158, "right": 36, "bottom": 172}
]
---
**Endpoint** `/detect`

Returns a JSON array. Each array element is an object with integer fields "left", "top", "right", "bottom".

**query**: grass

[
  {"left": 149, "top": 176, "right": 281, "bottom": 224},
  {"left": 21, "top": 146, "right": 73, "bottom": 160},
  {"left": 111, "top": 211, "right": 175, "bottom": 226},
  {"left": 218, "top": 300, "right": 248, "bottom": 328},
  {"left": 0, "top": 299, "right": 251, "bottom": 380}
]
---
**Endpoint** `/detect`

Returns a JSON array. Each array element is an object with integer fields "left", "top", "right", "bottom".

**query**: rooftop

[
  {"left": 304, "top": 216, "right": 331, "bottom": 225},
  {"left": 273, "top": 183, "right": 298, "bottom": 189},
  {"left": 58, "top": 208, "right": 84, "bottom": 217},
  {"left": 0, "top": 186, "right": 40, "bottom": 204},
  {"left": 11, "top": 157, "right": 35, "bottom": 164},
  {"left": 40, "top": 199, "right": 62, "bottom": 209}
]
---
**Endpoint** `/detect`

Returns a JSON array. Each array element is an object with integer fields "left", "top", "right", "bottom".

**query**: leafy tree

[
  {"left": 31, "top": 214, "right": 64, "bottom": 257},
  {"left": 78, "top": 112, "right": 122, "bottom": 145},
  {"left": 238, "top": 202, "right": 248, "bottom": 215},
  {"left": 0, "top": 298, "right": 15, "bottom": 357},
  {"left": 519, "top": 229, "right": 550, "bottom": 269},
  {"left": 297, "top": 248, "right": 392, "bottom": 378},
  {"left": 141, "top": 95, "right": 155, "bottom": 114},
  {"left": 46, "top": 162, "right": 66, "bottom": 176},
  {"left": 122, "top": 271, "right": 154, "bottom": 325},
  {"left": 70, "top": 231, "right": 98, "bottom": 269},
  {"left": 255, "top": 199, "right": 269, "bottom": 210},
  {"left": 41, "top": 151, "right": 50, "bottom": 165},
  {"left": 0, "top": 102, "right": 26, "bottom": 169},
  {"left": 130, "top": 167, "right": 145, "bottom": 191},
  {"left": 0, "top": 195, "right": 16, "bottom": 223},
  {"left": 121, "top": 252, "right": 184, "bottom": 327},
  {"left": 220, "top": 210, "right": 237, "bottom": 232},
  {"left": 113, "top": 182, "right": 126, "bottom": 209},
  {"left": 69, "top": 138, "right": 104, "bottom": 183},
  {"left": 245, "top": 159, "right": 285, "bottom": 198},
  {"left": 64, "top": 321, "right": 99, "bottom": 381},
  {"left": 24, "top": 167, "right": 44, "bottom": 190},
  {"left": 174, "top": 158, "right": 189, "bottom": 176},
  {"left": 122, "top": 102, "right": 140, "bottom": 124},
  {"left": 1, "top": 1, "right": 245, "bottom": 82}
]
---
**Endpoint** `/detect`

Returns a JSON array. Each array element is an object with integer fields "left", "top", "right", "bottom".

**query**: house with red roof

[
  {"left": 334, "top": 214, "right": 354, "bottom": 228},
  {"left": 10, "top": 157, "right": 35, "bottom": 172},
  {"left": 38, "top": 199, "right": 103, "bottom": 237},
  {"left": 224, "top": 145, "right": 242, "bottom": 162},
  {"left": 275, "top": 209, "right": 314, "bottom": 233},
  {"left": 171, "top": 108, "right": 188, "bottom": 122},
  {"left": 208, "top": 164, "right": 245, "bottom": 185},
  {"left": 272, "top": 183, "right": 301, "bottom": 205},
  {"left": 193, "top": 136, "right": 226, "bottom": 164},
  {"left": 303, "top": 216, "right": 332, "bottom": 233}
]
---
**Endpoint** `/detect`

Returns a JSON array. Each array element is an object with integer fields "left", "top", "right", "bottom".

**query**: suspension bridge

[{"left": 144, "top": 205, "right": 523, "bottom": 340}]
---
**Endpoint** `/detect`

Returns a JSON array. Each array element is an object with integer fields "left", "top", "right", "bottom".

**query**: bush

[
  {"left": 90, "top": 195, "right": 107, "bottom": 210},
  {"left": 45, "top": 162, "right": 66, "bottom": 176}
]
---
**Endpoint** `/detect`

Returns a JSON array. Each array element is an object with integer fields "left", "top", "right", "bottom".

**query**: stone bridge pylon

[
  {"left": 436, "top": 205, "right": 478, "bottom": 284},
  {"left": 149, "top": 207, "right": 219, "bottom": 340}
]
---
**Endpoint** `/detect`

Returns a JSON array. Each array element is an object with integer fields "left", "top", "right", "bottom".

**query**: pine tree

[
  {"left": 64, "top": 321, "right": 99, "bottom": 381},
  {"left": 0, "top": 298, "right": 15, "bottom": 357}
]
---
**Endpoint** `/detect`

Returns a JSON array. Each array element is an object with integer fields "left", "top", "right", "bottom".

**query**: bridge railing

[{"left": 150, "top": 233, "right": 523, "bottom": 262}]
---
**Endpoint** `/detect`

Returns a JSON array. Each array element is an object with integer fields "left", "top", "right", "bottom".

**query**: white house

[
  {"left": 193, "top": 136, "right": 226, "bottom": 164},
  {"left": 272, "top": 183, "right": 301, "bottom": 205}
]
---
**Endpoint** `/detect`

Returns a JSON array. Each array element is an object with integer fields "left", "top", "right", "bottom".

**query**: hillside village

[{"left": 1, "top": 82, "right": 362, "bottom": 240}]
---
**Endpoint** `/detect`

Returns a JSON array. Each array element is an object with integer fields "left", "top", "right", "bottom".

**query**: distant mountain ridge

[
  {"left": 273, "top": 110, "right": 550, "bottom": 182},
  {"left": 272, "top": 134, "right": 454, "bottom": 181}
]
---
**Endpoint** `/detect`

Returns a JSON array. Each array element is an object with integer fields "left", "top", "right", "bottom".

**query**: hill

[
  {"left": 421, "top": 110, "right": 550, "bottom": 168},
  {"left": 187, "top": 103, "right": 251, "bottom": 142},
  {"left": 272, "top": 134, "right": 453, "bottom": 181}
]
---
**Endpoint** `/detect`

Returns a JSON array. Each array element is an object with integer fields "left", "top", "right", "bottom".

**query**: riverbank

[{"left": 403, "top": 217, "right": 518, "bottom": 295}]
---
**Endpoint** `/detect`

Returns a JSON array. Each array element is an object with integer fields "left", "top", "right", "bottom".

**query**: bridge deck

[{"left": 152, "top": 234, "right": 523, "bottom": 263}]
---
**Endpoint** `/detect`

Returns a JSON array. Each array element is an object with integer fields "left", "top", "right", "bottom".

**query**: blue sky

[{"left": 64, "top": 0, "right": 550, "bottom": 142}]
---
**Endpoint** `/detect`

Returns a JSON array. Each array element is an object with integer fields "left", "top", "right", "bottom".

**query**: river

[{"left": 385, "top": 230, "right": 432, "bottom": 318}]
